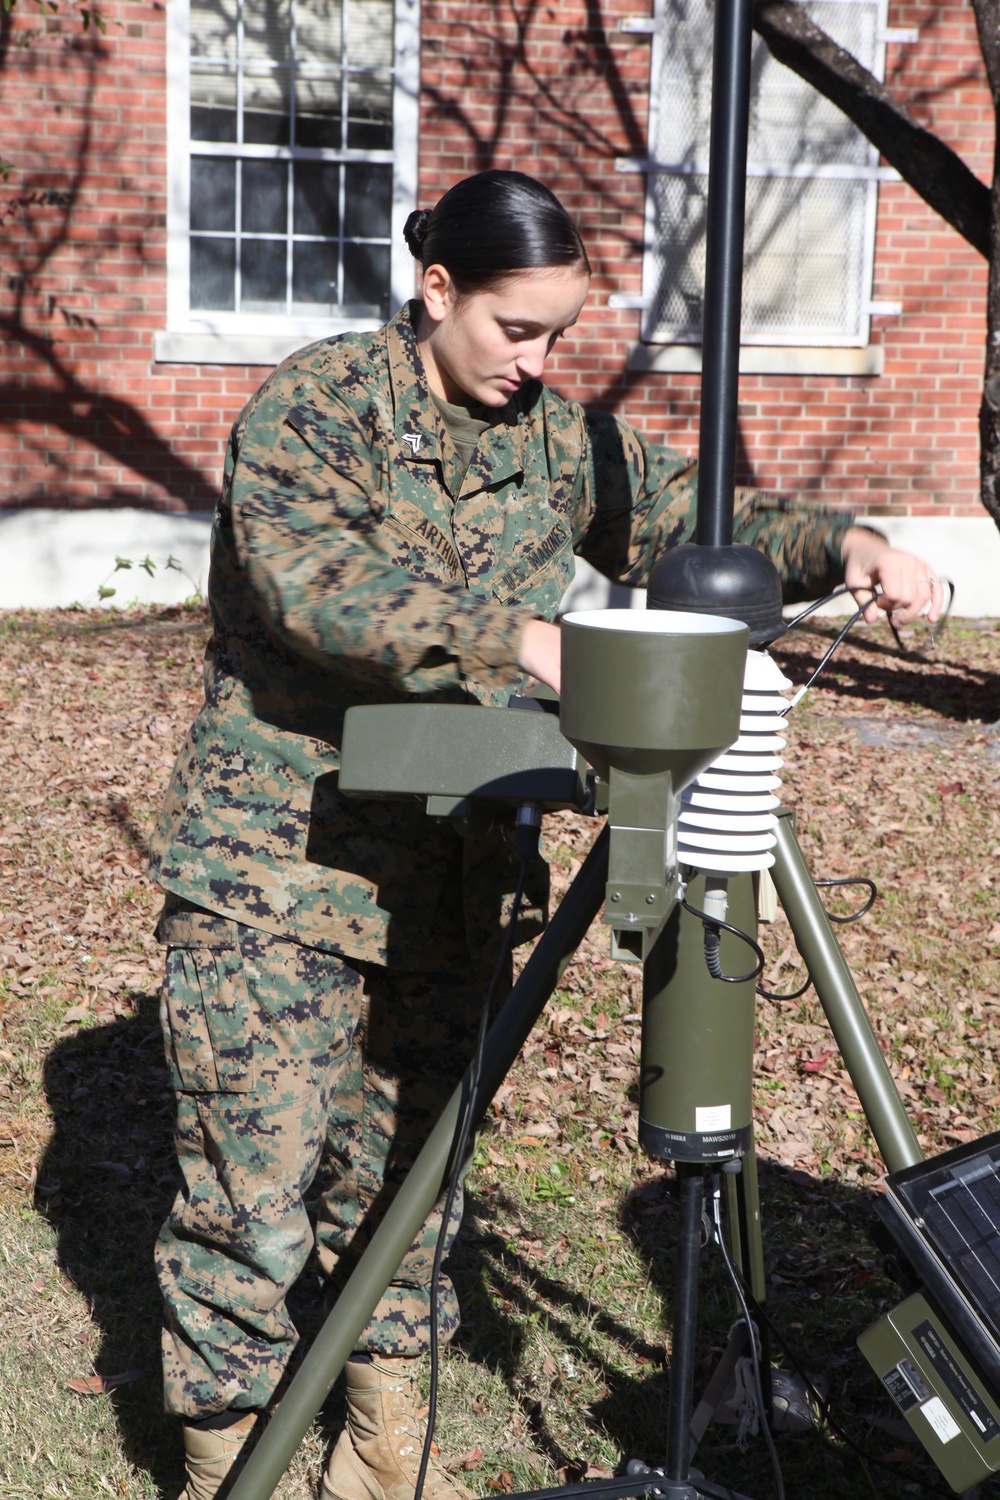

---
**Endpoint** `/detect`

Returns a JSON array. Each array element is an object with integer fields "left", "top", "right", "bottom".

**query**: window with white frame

[
  {"left": 160, "top": 0, "right": 418, "bottom": 362},
  {"left": 637, "top": 0, "right": 893, "bottom": 348}
]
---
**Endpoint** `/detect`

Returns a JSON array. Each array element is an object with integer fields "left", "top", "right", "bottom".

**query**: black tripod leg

[{"left": 666, "top": 1164, "right": 708, "bottom": 1482}]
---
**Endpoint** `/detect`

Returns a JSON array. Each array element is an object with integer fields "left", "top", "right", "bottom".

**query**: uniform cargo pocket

[{"left": 162, "top": 945, "right": 255, "bottom": 1094}]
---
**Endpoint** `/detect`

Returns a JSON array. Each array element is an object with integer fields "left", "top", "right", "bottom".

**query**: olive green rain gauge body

[{"left": 222, "top": 0, "right": 1000, "bottom": 1493}]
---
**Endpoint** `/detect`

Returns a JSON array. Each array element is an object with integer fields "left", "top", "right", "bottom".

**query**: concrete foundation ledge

[
  {"left": 0, "top": 508, "right": 213, "bottom": 610},
  {"left": 561, "top": 516, "right": 1000, "bottom": 621}
]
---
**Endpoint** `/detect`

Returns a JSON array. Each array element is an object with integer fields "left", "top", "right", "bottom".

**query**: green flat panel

[{"left": 340, "top": 703, "right": 587, "bottom": 808}]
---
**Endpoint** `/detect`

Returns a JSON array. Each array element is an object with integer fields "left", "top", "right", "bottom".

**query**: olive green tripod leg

[
  {"left": 770, "top": 809, "right": 922, "bottom": 1177},
  {"left": 723, "top": 1139, "right": 765, "bottom": 1305},
  {"left": 714, "top": 814, "right": 920, "bottom": 1300},
  {"left": 225, "top": 827, "right": 610, "bottom": 1500},
  {"left": 695, "top": 803, "right": 924, "bottom": 1450}
]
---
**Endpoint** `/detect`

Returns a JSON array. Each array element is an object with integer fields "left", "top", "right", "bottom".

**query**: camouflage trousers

[{"left": 155, "top": 901, "right": 495, "bottom": 1420}]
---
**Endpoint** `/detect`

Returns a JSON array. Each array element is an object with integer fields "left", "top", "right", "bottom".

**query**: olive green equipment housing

[
  {"left": 558, "top": 607, "right": 748, "bottom": 962},
  {"left": 859, "top": 1295, "right": 1000, "bottom": 1493}
]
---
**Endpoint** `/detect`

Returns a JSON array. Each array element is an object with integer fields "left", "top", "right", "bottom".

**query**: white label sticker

[
  {"left": 921, "top": 1396, "right": 961, "bottom": 1445},
  {"left": 695, "top": 1104, "right": 732, "bottom": 1132}
]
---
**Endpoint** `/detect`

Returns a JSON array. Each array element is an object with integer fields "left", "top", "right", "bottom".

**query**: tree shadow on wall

[{"left": 0, "top": 4, "right": 217, "bottom": 509}]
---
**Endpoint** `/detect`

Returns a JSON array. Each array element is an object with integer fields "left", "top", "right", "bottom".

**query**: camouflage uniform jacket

[{"left": 149, "top": 301, "right": 853, "bottom": 972}]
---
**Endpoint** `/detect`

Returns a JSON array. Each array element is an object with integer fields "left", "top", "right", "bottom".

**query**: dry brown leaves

[
  {"left": 2, "top": 608, "right": 1000, "bottom": 1207},
  {"left": 66, "top": 1369, "right": 143, "bottom": 1396},
  {"left": 0, "top": 607, "right": 206, "bottom": 1204},
  {"left": 768, "top": 619, "right": 1000, "bottom": 1173}
]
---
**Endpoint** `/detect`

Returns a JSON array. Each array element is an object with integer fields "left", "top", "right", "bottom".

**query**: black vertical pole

[
  {"left": 647, "top": 0, "right": 784, "bottom": 643},
  {"left": 696, "top": 0, "right": 754, "bottom": 550}
]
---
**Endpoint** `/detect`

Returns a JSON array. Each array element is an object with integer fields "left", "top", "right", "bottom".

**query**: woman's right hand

[{"left": 517, "top": 619, "right": 562, "bottom": 695}]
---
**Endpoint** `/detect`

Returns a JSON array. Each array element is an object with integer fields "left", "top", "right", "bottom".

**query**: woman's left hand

[{"left": 842, "top": 525, "right": 943, "bottom": 626}]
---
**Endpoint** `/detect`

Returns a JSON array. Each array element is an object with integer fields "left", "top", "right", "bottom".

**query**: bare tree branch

[
  {"left": 970, "top": 0, "right": 1000, "bottom": 529},
  {"left": 972, "top": 0, "right": 1000, "bottom": 100},
  {"left": 752, "top": 0, "right": 990, "bottom": 258}
]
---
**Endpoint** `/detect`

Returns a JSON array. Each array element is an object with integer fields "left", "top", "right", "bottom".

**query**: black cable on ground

[
  {"left": 710, "top": 1175, "right": 786, "bottom": 1500},
  {"left": 815, "top": 875, "right": 877, "bottom": 924},
  {"left": 756, "top": 878, "right": 877, "bottom": 1001}
]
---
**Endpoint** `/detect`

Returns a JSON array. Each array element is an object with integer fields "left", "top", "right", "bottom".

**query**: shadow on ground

[
  {"left": 773, "top": 622, "right": 1000, "bottom": 723},
  {"left": 35, "top": 992, "right": 976, "bottom": 1500},
  {"left": 35, "top": 994, "right": 184, "bottom": 1493},
  {"left": 34, "top": 994, "right": 335, "bottom": 1497},
  {"left": 452, "top": 1159, "right": 971, "bottom": 1500}
]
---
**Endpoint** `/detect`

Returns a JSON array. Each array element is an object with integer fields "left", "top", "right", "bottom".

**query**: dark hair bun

[
  {"left": 402, "top": 171, "right": 589, "bottom": 292},
  {"left": 403, "top": 208, "right": 431, "bottom": 259}
]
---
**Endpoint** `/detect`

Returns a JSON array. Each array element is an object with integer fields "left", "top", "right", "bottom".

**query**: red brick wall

[
  {"left": 0, "top": 0, "right": 991, "bottom": 518},
  {"left": 420, "top": 0, "right": 655, "bottom": 428},
  {"left": 0, "top": 0, "right": 264, "bottom": 509}
]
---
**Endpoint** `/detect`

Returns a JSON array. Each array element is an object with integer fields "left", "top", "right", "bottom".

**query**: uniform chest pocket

[
  {"left": 161, "top": 944, "right": 255, "bottom": 1094},
  {"left": 491, "top": 520, "right": 575, "bottom": 611},
  {"left": 379, "top": 499, "right": 463, "bottom": 582}
]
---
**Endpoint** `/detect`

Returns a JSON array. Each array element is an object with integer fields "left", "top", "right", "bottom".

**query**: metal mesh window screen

[
  {"left": 642, "top": 0, "right": 883, "bottom": 346},
  {"left": 188, "top": 0, "right": 395, "bottom": 318}
]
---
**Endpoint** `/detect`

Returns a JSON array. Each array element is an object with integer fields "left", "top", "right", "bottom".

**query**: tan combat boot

[
  {"left": 322, "top": 1355, "right": 472, "bottom": 1500},
  {"left": 179, "top": 1411, "right": 258, "bottom": 1500}
]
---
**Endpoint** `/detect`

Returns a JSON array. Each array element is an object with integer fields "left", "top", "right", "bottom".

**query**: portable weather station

[{"left": 224, "top": 2, "right": 1000, "bottom": 1498}]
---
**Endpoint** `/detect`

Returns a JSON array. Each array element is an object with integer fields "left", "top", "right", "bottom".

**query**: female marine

[{"left": 149, "top": 170, "right": 939, "bottom": 1500}]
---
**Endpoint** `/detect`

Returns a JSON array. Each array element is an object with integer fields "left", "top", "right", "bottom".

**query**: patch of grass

[{"left": 0, "top": 1211, "right": 161, "bottom": 1499}]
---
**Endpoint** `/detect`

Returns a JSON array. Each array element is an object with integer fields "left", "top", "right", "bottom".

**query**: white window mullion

[
  {"left": 235, "top": 158, "right": 243, "bottom": 313},
  {"left": 236, "top": 0, "right": 245, "bottom": 145},
  {"left": 286, "top": 159, "right": 295, "bottom": 317},
  {"left": 638, "top": 0, "right": 886, "bottom": 350},
  {"left": 852, "top": 0, "right": 889, "bottom": 348},
  {"left": 341, "top": 0, "right": 350, "bottom": 151},
  {"left": 856, "top": 175, "right": 880, "bottom": 347},
  {"left": 390, "top": 0, "right": 419, "bottom": 310},
  {"left": 337, "top": 161, "right": 346, "bottom": 307},
  {"left": 287, "top": 0, "right": 297, "bottom": 315},
  {"left": 189, "top": 140, "right": 393, "bottom": 162},
  {"left": 165, "top": 0, "right": 193, "bottom": 333},
  {"left": 289, "top": 0, "right": 298, "bottom": 146},
  {"left": 233, "top": 0, "right": 243, "bottom": 314}
]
